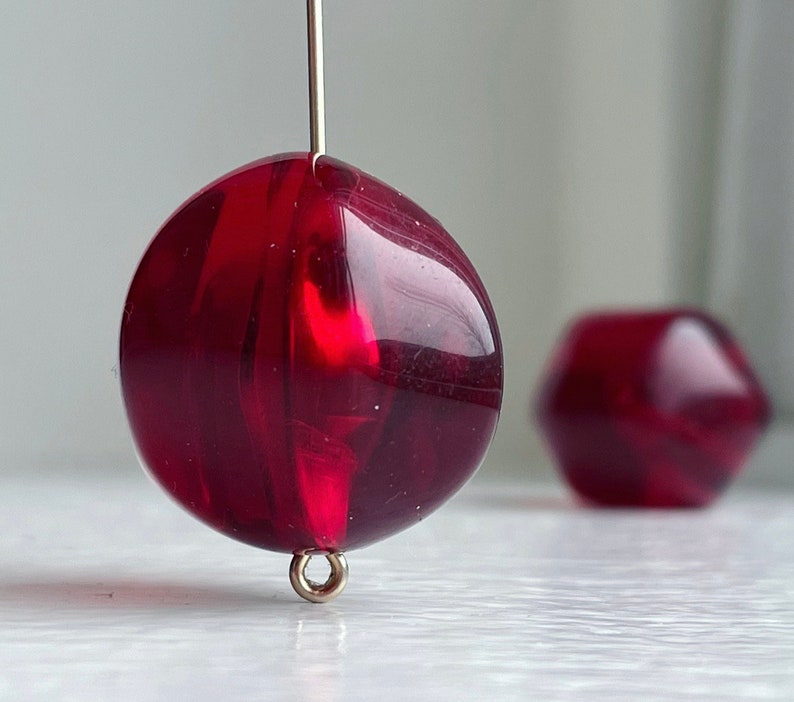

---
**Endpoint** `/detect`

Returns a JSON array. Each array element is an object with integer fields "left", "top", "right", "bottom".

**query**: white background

[{"left": 0, "top": 1, "right": 791, "bottom": 486}]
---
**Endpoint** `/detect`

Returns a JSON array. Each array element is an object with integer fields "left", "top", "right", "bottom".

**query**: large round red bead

[
  {"left": 120, "top": 153, "right": 502, "bottom": 553},
  {"left": 535, "top": 309, "right": 770, "bottom": 507}
]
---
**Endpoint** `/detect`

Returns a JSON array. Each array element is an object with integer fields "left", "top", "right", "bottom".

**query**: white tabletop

[{"left": 1, "top": 468, "right": 792, "bottom": 701}]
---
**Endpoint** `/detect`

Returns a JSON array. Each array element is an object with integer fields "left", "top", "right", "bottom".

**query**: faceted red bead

[
  {"left": 535, "top": 309, "right": 770, "bottom": 507},
  {"left": 120, "top": 153, "right": 502, "bottom": 553}
]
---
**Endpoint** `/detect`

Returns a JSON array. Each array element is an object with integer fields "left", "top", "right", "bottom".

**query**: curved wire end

[{"left": 289, "top": 552, "right": 349, "bottom": 603}]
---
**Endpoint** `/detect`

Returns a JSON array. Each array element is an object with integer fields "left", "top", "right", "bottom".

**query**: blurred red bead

[
  {"left": 120, "top": 153, "right": 502, "bottom": 553},
  {"left": 535, "top": 309, "right": 770, "bottom": 507}
]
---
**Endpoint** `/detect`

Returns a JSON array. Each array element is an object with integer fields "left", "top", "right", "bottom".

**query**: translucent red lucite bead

[
  {"left": 535, "top": 309, "right": 770, "bottom": 507},
  {"left": 120, "top": 153, "right": 502, "bottom": 552}
]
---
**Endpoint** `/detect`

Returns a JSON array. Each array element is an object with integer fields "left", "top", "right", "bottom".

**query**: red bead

[
  {"left": 535, "top": 309, "right": 770, "bottom": 507},
  {"left": 120, "top": 153, "right": 502, "bottom": 553}
]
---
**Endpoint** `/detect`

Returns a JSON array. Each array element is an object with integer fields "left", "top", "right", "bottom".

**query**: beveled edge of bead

[{"left": 289, "top": 552, "right": 349, "bottom": 603}]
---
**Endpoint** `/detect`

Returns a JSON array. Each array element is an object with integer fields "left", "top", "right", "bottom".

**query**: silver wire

[{"left": 307, "top": 0, "right": 326, "bottom": 154}]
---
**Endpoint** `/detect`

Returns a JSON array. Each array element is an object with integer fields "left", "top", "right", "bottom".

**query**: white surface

[{"left": 1, "top": 471, "right": 792, "bottom": 701}]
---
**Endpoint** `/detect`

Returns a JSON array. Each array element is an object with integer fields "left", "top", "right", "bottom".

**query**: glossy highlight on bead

[{"left": 120, "top": 153, "right": 502, "bottom": 553}]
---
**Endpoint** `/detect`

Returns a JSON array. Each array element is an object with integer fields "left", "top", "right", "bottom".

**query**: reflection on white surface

[{"left": 292, "top": 612, "right": 347, "bottom": 702}]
